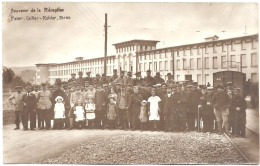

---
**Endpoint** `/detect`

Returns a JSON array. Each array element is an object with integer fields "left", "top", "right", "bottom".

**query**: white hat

[
  {"left": 141, "top": 100, "right": 147, "bottom": 103},
  {"left": 55, "top": 96, "right": 64, "bottom": 102}
]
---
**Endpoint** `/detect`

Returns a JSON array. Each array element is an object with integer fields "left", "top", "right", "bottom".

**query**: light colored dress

[
  {"left": 54, "top": 103, "right": 65, "bottom": 119},
  {"left": 148, "top": 96, "right": 161, "bottom": 121},
  {"left": 85, "top": 102, "right": 96, "bottom": 120},
  {"left": 74, "top": 106, "right": 85, "bottom": 122}
]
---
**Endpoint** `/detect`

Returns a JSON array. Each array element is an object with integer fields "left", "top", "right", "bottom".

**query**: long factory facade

[{"left": 35, "top": 34, "right": 258, "bottom": 85}]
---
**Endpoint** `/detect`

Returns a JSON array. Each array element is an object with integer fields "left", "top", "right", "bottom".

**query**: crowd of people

[{"left": 8, "top": 69, "right": 247, "bottom": 137}]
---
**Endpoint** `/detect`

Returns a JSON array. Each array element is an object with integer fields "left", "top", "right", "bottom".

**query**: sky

[{"left": 2, "top": 2, "right": 258, "bottom": 67}]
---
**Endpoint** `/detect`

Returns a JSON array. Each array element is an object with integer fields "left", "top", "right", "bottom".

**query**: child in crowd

[
  {"left": 139, "top": 100, "right": 148, "bottom": 131},
  {"left": 147, "top": 88, "right": 161, "bottom": 131},
  {"left": 54, "top": 96, "right": 65, "bottom": 129},
  {"left": 107, "top": 97, "right": 117, "bottom": 129},
  {"left": 85, "top": 98, "right": 96, "bottom": 129},
  {"left": 73, "top": 100, "right": 85, "bottom": 129}
]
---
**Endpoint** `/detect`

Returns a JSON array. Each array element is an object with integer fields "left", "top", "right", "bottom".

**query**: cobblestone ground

[{"left": 43, "top": 131, "right": 247, "bottom": 164}]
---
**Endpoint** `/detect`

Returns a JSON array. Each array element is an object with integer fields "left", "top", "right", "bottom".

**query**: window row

[
  {"left": 176, "top": 53, "right": 257, "bottom": 70},
  {"left": 138, "top": 60, "right": 173, "bottom": 72}
]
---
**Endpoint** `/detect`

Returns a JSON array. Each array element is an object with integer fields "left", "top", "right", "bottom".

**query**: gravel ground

[{"left": 43, "top": 131, "right": 247, "bottom": 164}]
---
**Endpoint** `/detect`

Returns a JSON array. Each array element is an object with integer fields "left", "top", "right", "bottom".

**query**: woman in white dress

[{"left": 147, "top": 88, "right": 161, "bottom": 131}]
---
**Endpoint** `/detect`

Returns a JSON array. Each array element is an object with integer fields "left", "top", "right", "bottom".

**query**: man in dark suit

[{"left": 21, "top": 86, "right": 37, "bottom": 131}]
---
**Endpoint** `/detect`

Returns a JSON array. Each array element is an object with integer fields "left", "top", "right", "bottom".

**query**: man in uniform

[
  {"left": 85, "top": 71, "right": 93, "bottom": 84},
  {"left": 124, "top": 71, "right": 134, "bottom": 86},
  {"left": 133, "top": 72, "right": 143, "bottom": 86},
  {"left": 144, "top": 70, "right": 155, "bottom": 86},
  {"left": 8, "top": 85, "right": 24, "bottom": 130},
  {"left": 102, "top": 74, "right": 108, "bottom": 84},
  {"left": 77, "top": 71, "right": 85, "bottom": 85},
  {"left": 154, "top": 72, "right": 165, "bottom": 85},
  {"left": 176, "top": 85, "right": 188, "bottom": 132},
  {"left": 114, "top": 71, "right": 125, "bottom": 85},
  {"left": 68, "top": 73, "right": 76, "bottom": 83},
  {"left": 109, "top": 69, "right": 118, "bottom": 83},
  {"left": 94, "top": 84, "right": 108, "bottom": 129},
  {"left": 31, "top": 85, "right": 41, "bottom": 129},
  {"left": 141, "top": 84, "right": 152, "bottom": 101}
]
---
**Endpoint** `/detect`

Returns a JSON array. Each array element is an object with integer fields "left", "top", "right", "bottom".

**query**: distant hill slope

[{"left": 9, "top": 66, "right": 37, "bottom": 75}]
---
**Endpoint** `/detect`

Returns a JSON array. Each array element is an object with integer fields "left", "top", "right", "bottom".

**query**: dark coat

[
  {"left": 128, "top": 93, "right": 143, "bottom": 115},
  {"left": 154, "top": 76, "right": 165, "bottom": 84},
  {"left": 22, "top": 93, "right": 37, "bottom": 112},
  {"left": 94, "top": 90, "right": 107, "bottom": 110},
  {"left": 163, "top": 94, "right": 177, "bottom": 115},
  {"left": 144, "top": 76, "right": 155, "bottom": 85},
  {"left": 229, "top": 95, "right": 247, "bottom": 121},
  {"left": 133, "top": 78, "right": 144, "bottom": 86}
]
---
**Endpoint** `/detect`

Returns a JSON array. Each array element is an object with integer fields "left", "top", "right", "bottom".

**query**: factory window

[
  {"left": 149, "top": 62, "right": 152, "bottom": 70},
  {"left": 140, "top": 63, "right": 143, "bottom": 72},
  {"left": 231, "top": 41, "right": 235, "bottom": 51},
  {"left": 204, "top": 57, "right": 209, "bottom": 69},
  {"left": 149, "top": 54, "right": 152, "bottom": 60},
  {"left": 197, "top": 46, "right": 201, "bottom": 55},
  {"left": 197, "top": 58, "right": 202, "bottom": 69},
  {"left": 213, "top": 57, "right": 218, "bottom": 69},
  {"left": 183, "top": 59, "right": 187, "bottom": 70},
  {"left": 177, "top": 49, "right": 180, "bottom": 57},
  {"left": 154, "top": 54, "right": 157, "bottom": 59},
  {"left": 183, "top": 49, "right": 186, "bottom": 56},
  {"left": 159, "top": 61, "right": 163, "bottom": 71},
  {"left": 165, "top": 61, "right": 168, "bottom": 70},
  {"left": 177, "top": 60, "right": 180, "bottom": 70},
  {"left": 190, "top": 48, "right": 193, "bottom": 56},
  {"left": 190, "top": 58, "right": 194, "bottom": 69},
  {"left": 144, "top": 62, "right": 147, "bottom": 71},
  {"left": 251, "top": 53, "right": 258, "bottom": 67},
  {"left": 221, "top": 56, "right": 227, "bottom": 68},
  {"left": 205, "top": 45, "right": 208, "bottom": 54},
  {"left": 230, "top": 55, "right": 236, "bottom": 67},
  {"left": 177, "top": 75, "right": 180, "bottom": 81},
  {"left": 213, "top": 44, "right": 217, "bottom": 53},
  {"left": 154, "top": 62, "right": 157, "bottom": 71},
  {"left": 252, "top": 39, "right": 257, "bottom": 49},
  {"left": 241, "top": 54, "right": 246, "bottom": 67},
  {"left": 170, "top": 60, "right": 173, "bottom": 70},
  {"left": 222, "top": 43, "right": 226, "bottom": 52}
]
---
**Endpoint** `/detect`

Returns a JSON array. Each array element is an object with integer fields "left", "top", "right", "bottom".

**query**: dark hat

[
  {"left": 96, "top": 74, "right": 100, "bottom": 76},
  {"left": 135, "top": 72, "right": 141, "bottom": 75},
  {"left": 86, "top": 71, "right": 91, "bottom": 74},
  {"left": 156, "top": 72, "right": 160, "bottom": 76},
  {"left": 167, "top": 73, "right": 172, "bottom": 76},
  {"left": 102, "top": 73, "right": 106, "bottom": 77},
  {"left": 71, "top": 73, "right": 76, "bottom": 75},
  {"left": 113, "top": 69, "right": 117, "bottom": 72},
  {"left": 78, "top": 71, "right": 83, "bottom": 74},
  {"left": 121, "top": 71, "right": 125, "bottom": 74},
  {"left": 127, "top": 71, "right": 132, "bottom": 74},
  {"left": 146, "top": 70, "right": 151, "bottom": 73},
  {"left": 216, "top": 85, "right": 224, "bottom": 89},
  {"left": 15, "top": 85, "right": 22, "bottom": 89},
  {"left": 41, "top": 83, "right": 47, "bottom": 86}
]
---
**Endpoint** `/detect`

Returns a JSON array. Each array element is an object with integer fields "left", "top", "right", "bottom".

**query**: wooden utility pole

[{"left": 104, "top": 13, "right": 107, "bottom": 75}]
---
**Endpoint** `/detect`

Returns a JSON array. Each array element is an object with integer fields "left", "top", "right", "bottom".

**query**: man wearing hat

[
  {"left": 101, "top": 73, "right": 108, "bottom": 84},
  {"left": 68, "top": 83, "right": 85, "bottom": 129},
  {"left": 117, "top": 84, "right": 131, "bottom": 130},
  {"left": 8, "top": 85, "right": 25, "bottom": 130},
  {"left": 31, "top": 85, "right": 41, "bottom": 129},
  {"left": 154, "top": 72, "right": 165, "bottom": 85},
  {"left": 94, "top": 83, "right": 108, "bottom": 129},
  {"left": 85, "top": 71, "right": 93, "bottom": 84},
  {"left": 77, "top": 71, "right": 85, "bottom": 86},
  {"left": 211, "top": 86, "right": 230, "bottom": 135},
  {"left": 68, "top": 73, "right": 76, "bottom": 83},
  {"left": 133, "top": 72, "right": 143, "bottom": 86},
  {"left": 114, "top": 71, "right": 125, "bottom": 85},
  {"left": 36, "top": 83, "right": 52, "bottom": 130},
  {"left": 127, "top": 86, "right": 143, "bottom": 130},
  {"left": 144, "top": 70, "right": 155, "bottom": 86},
  {"left": 124, "top": 71, "right": 133, "bottom": 87},
  {"left": 109, "top": 69, "right": 118, "bottom": 83},
  {"left": 21, "top": 86, "right": 37, "bottom": 130},
  {"left": 166, "top": 73, "right": 174, "bottom": 87},
  {"left": 228, "top": 88, "right": 247, "bottom": 137},
  {"left": 51, "top": 81, "right": 69, "bottom": 129},
  {"left": 141, "top": 84, "right": 152, "bottom": 101},
  {"left": 93, "top": 74, "right": 102, "bottom": 87}
]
